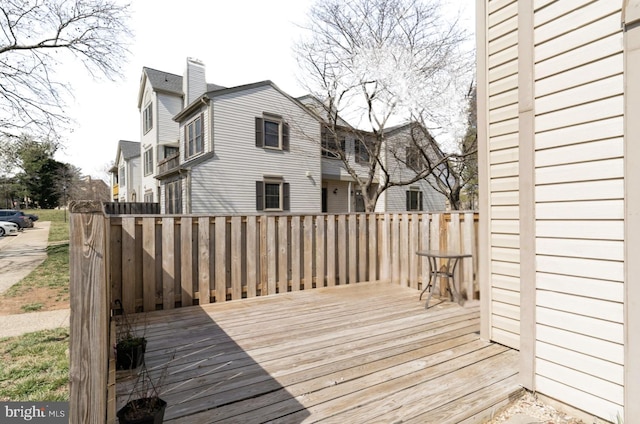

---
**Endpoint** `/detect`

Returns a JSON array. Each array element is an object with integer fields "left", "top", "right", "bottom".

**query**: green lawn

[
  {"left": 0, "top": 210, "right": 71, "bottom": 401},
  {"left": 0, "top": 328, "right": 69, "bottom": 401}
]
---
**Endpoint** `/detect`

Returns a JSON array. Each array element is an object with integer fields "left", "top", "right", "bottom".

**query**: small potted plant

[
  {"left": 117, "top": 362, "right": 168, "bottom": 424},
  {"left": 114, "top": 300, "right": 147, "bottom": 371}
]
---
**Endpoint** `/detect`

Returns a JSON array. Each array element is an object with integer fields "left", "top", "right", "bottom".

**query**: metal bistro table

[{"left": 416, "top": 250, "right": 472, "bottom": 309}]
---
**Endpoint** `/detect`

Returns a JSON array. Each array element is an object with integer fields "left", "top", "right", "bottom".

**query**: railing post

[{"left": 69, "top": 200, "right": 110, "bottom": 423}]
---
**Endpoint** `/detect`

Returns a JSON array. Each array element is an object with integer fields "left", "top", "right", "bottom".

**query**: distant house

[
  {"left": 110, "top": 140, "right": 140, "bottom": 202},
  {"left": 477, "top": 1, "right": 639, "bottom": 422},
  {"left": 120, "top": 57, "right": 447, "bottom": 214}
]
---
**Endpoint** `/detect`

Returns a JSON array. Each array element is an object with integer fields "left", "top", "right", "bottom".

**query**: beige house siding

[
  {"left": 486, "top": 0, "right": 521, "bottom": 350},
  {"left": 533, "top": 2, "right": 624, "bottom": 419},
  {"left": 480, "top": 0, "right": 629, "bottom": 420}
]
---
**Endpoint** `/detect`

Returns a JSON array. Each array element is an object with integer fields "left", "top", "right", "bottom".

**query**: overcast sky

[{"left": 55, "top": 0, "right": 475, "bottom": 180}]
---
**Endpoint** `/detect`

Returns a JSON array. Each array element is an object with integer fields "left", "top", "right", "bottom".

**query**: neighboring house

[
  {"left": 110, "top": 140, "right": 140, "bottom": 202},
  {"left": 126, "top": 57, "right": 446, "bottom": 214},
  {"left": 477, "top": 1, "right": 639, "bottom": 422},
  {"left": 137, "top": 59, "right": 226, "bottom": 203}
]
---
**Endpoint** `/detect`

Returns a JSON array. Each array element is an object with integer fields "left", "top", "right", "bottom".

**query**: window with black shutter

[
  {"left": 256, "top": 179, "right": 289, "bottom": 211},
  {"left": 255, "top": 114, "right": 289, "bottom": 151},
  {"left": 406, "top": 189, "right": 423, "bottom": 211}
]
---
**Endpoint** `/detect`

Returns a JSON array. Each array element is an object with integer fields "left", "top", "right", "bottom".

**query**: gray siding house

[{"left": 122, "top": 58, "right": 447, "bottom": 214}]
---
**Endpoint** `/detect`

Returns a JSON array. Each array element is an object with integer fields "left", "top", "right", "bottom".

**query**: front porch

[{"left": 116, "top": 282, "right": 520, "bottom": 423}]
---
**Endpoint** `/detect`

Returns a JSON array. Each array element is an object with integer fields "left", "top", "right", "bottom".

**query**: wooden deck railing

[
  {"left": 69, "top": 202, "right": 478, "bottom": 423},
  {"left": 107, "top": 211, "right": 478, "bottom": 314}
]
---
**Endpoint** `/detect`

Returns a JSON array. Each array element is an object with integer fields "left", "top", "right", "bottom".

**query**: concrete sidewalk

[
  {"left": 0, "top": 308, "right": 70, "bottom": 338},
  {"left": 0, "top": 221, "right": 70, "bottom": 338}
]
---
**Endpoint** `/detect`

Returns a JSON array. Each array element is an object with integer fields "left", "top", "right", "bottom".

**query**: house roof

[
  {"left": 142, "top": 67, "right": 226, "bottom": 96},
  {"left": 143, "top": 67, "right": 183, "bottom": 94},
  {"left": 117, "top": 140, "right": 140, "bottom": 161},
  {"left": 173, "top": 80, "right": 327, "bottom": 124}
]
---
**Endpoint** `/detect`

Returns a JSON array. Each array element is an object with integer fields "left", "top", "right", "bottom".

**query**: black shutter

[
  {"left": 282, "top": 122, "right": 289, "bottom": 151},
  {"left": 184, "top": 126, "right": 187, "bottom": 159},
  {"left": 406, "top": 191, "right": 410, "bottom": 211},
  {"left": 256, "top": 181, "right": 264, "bottom": 211},
  {"left": 255, "top": 117, "right": 263, "bottom": 147},
  {"left": 419, "top": 192, "right": 423, "bottom": 211},
  {"left": 283, "top": 183, "right": 290, "bottom": 211}
]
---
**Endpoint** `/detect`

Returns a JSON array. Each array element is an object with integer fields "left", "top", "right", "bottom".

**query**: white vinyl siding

[
  {"left": 486, "top": 0, "right": 520, "bottom": 350},
  {"left": 530, "top": 2, "right": 624, "bottom": 420},
  {"left": 189, "top": 84, "right": 321, "bottom": 214}
]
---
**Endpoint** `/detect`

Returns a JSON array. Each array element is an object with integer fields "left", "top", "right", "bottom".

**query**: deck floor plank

[{"left": 117, "top": 282, "right": 519, "bottom": 423}]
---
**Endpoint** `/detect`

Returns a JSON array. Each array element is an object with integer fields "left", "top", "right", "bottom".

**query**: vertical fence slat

[
  {"left": 316, "top": 216, "right": 325, "bottom": 287},
  {"left": 161, "top": 217, "right": 175, "bottom": 310},
  {"left": 142, "top": 217, "right": 156, "bottom": 311},
  {"left": 260, "top": 216, "right": 268, "bottom": 295},
  {"left": 463, "top": 212, "right": 475, "bottom": 300},
  {"left": 409, "top": 214, "right": 419, "bottom": 289},
  {"left": 380, "top": 214, "right": 390, "bottom": 281},
  {"left": 391, "top": 214, "right": 400, "bottom": 285},
  {"left": 449, "top": 213, "right": 461, "bottom": 299},
  {"left": 246, "top": 216, "right": 257, "bottom": 298},
  {"left": 338, "top": 215, "right": 347, "bottom": 284},
  {"left": 327, "top": 215, "right": 336, "bottom": 286},
  {"left": 368, "top": 214, "right": 377, "bottom": 281},
  {"left": 69, "top": 202, "right": 109, "bottom": 424},
  {"left": 267, "top": 216, "right": 276, "bottom": 295},
  {"left": 180, "top": 217, "right": 193, "bottom": 306},
  {"left": 215, "top": 216, "right": 227, "bottom": 302},
  {"left": 198, "top": 217, "right": 211, "bottom": 304},
  {"left": 420, "top": 213, "right": 430, "bottom": 290},
  {"left": 122, "top": 217, "right": 136, "bottom": 313},
  {"left": 304, "top": 215, "right": 313, "bottom": 289},
  {"left": 349, "top": 214, "right": 357, "bottom": 284},
  {"left": 109, "top": 219, "right": 122, "bottom": 310},
  {"left": 278, "top": 216, "right": 289, "bottom": 292},
  {"left": 358, "top": 214, "right": 367, "bottom": 282},
  {"left": 399, "top": 214, "right": 409, "bottom": 287},
  {"left": 432, "top": 214, "right": 442, "bottom": 295},
  {"left": 231, "top": 216, "right": 242, "bottom": 300},
  {"left": 291, "top": 216, "right": 301, "bottom": 290}
]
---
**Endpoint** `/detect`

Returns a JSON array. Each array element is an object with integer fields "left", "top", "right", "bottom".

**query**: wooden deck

[{"left": 116, "top": 282, "right": 520, "bottom": 423}]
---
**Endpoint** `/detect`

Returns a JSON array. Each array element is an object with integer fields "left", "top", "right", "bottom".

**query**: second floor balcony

[{"left": 157, "top": 153, "right": 180, "bottom": 176}]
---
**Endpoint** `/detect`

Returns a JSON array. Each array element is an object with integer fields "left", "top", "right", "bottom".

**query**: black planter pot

[
  {"left": 116, "top": 338, "right": 147, "bottom": 370},
  {"left": 117, "top": 397, "right": 166, "bottom": 424}
]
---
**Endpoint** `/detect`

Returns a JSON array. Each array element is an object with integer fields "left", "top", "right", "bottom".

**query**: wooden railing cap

[{"left": 69, "top": 200, "right": 104, "bottom": 214}]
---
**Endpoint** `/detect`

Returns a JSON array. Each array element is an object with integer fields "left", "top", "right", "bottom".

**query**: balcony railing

[{"left": 157, "top": 153, "right": 180, "bottom": 175}]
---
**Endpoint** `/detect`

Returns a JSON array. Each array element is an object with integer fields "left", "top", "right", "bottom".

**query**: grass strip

[{"left": 0, "top": 328, "right": 69, "bottom": 401}]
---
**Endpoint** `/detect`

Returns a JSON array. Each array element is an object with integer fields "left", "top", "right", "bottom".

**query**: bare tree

[
  {"left": 0, "top": 0, "right": 132, "bottom": 141},
  {"left": 394, "top": 85, "right": 477, "bottom": 210},
  {"left": 295, "top": 0, "right": 473, "bottom": 212}
]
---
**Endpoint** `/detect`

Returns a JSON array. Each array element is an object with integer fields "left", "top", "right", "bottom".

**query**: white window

[
  {"left": 321, "top": 128, "right": 345, "bottom": 159},
  {"left": 406, "top": 188, "right": 423, "bottom": 211},
  {"left": 165, "top": 179, "right": 182, "bottom": 214},
  {"left": 355, "top": 139, "right": 372, "bottom": 163},
  {"left": 143, "top": 148, "right": 153, "bottom": 176},
  {"left": 119, "top": 166, "right": 125, "bottom": 187},
  {"left": 255, "top": 115, "right": 289, "bottom": 151},
  {"left": 143, "top": 103, "right": 153, "bottom": 134},
  {"left": 144, "top": 191, "right": 154, "bottom": 203},
  {"left": 186, "top": 115, "right": 203, "bottom": 158},
  {"left": 406, "top": 145, "right": 423, "bottom": 170},
  {"left": 256, "top": 179, "right": 290, "bottom": 211}
]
